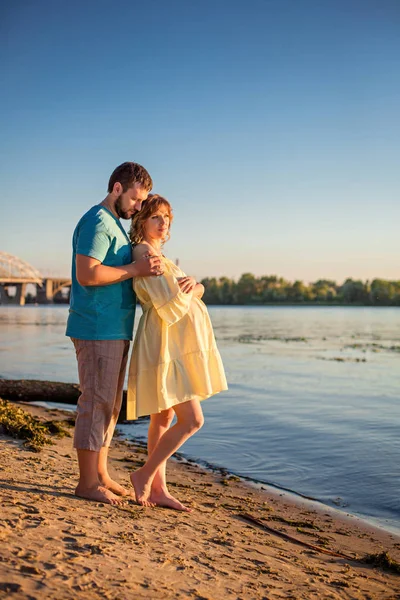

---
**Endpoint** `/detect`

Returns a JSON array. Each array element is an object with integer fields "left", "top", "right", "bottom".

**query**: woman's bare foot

[
  {"left": 75, "top": 484, "right": 123, "bottom": 506},
  {"left": 130, "top": 469, "right": 154, "bottom": 507},
  {"left": 99, "top": 475, "right": 135, "bottom": 498},
  {"left": 150, "top": 488, "right": 192, "bottom": 512}
]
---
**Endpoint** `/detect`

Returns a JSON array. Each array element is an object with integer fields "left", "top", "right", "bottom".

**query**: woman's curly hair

[{"left": 129, "top": 194, "right": 173, "bottom": 246}]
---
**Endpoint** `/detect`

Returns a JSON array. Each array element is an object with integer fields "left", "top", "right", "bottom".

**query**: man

[{"left": 66, "top": 162, "right": 162, "bottom": 505}]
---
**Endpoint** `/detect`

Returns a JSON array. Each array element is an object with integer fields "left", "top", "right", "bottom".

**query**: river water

[{"left": 0, "top": 304, "right": 399, "bottom": 534}]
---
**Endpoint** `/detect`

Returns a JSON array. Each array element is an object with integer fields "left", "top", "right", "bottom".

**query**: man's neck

[{"left": 101, "top": 195, "right": 118, "bottom": 219}]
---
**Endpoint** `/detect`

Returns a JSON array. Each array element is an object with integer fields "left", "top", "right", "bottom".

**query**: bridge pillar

[
  {"left": 0, "top": 284, "right": 10, "bottom": 304},
  {"left": 15, "top": 283, "right": 27, "bottom": 306},
  {"left": 36, "top": 279, "right": 54, "bottom": 304},
  {"left": 0, "top": 283, "right": 27, "bottom": 305}
]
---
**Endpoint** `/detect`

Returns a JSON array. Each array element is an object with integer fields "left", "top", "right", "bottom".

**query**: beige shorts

[{"left": 71, "top": 338, "right": 130, "bottom": 451}]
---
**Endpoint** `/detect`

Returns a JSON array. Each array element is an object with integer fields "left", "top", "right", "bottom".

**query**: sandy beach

[{"left": 1, "top": 401, "right": 399, "bottom": 600}]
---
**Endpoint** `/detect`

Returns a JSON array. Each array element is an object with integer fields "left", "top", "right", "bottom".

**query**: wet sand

[{"left": 0, "top": 402, "right": 399, "bottom": 600}]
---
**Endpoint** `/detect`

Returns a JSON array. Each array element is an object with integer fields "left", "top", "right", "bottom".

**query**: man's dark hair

[{"left": 108, "top": 162, "right": 153, "bottom": 193}]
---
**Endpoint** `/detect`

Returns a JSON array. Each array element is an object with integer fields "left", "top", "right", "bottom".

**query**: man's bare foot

[
  {"left": 130, "top": 470, "right": 154, "bottom": 507},
  {"left": 150, "top": 488, "right": 192, "bottom": 512},
  {"left": 75, "top": 484, "right": 123, "bottom": 506},
  {"left": 99, "top": 475, "right": 135, "bottom": 498}
]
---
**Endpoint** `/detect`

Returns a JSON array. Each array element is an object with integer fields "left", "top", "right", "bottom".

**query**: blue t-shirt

[{"left": 66, "top": 205, "right": 136, "bottom": 340}]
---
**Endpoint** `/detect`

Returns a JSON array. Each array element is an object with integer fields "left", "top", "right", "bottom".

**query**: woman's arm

[
  {"left": 134, "top": 246, "right": 193, "bottom": 325},
  {"left": 177, "top": 277, "right": 204, "bottom": 299},
  {"left": 132, "top": 242, "right": 157, "bottom": 264}
]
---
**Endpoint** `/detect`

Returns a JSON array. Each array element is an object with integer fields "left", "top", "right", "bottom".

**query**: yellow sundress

[{"left": 126, "top": 256, "right": 228, "bottom": 420}]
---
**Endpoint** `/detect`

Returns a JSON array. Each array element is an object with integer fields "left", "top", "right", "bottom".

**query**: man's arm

[{"left": 76, "top": 253, "right": 162, "bottom": 286}]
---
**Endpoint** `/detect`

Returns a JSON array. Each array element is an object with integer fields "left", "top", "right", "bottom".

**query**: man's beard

[{"left": 115, "top": 195, "right": 136, "bottom": 220}]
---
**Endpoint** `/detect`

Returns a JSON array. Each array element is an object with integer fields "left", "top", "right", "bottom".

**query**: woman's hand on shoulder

[
  {"left": 193, "top": 283, "right": 205, "bottom": 298},
  {"left": 177, "top": 276, "right": 196, "bottom": 294},
  {"left": 132, "top": 243, "right": 163, "bottom": 277}
]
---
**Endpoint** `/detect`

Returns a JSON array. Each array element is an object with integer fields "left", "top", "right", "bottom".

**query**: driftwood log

[{"left": 0, "top": 379, "right": 137, "bottom": 423}]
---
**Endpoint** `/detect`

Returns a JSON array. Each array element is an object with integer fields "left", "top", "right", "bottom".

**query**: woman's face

[{"left": 144, "top": 204, "right": 171, "bottom": 242}]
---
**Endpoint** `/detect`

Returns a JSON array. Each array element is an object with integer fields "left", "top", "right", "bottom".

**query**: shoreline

[
  {"left": 2, "top": 374, "right": 399, "bottom": 539},
  {"left": 172, "top": 454, "right": 400, "bottom": 540},
  {"left": 117, "top": 423, "right": 400, "bottom": 540},
  {"left": 36, "top": 401, "right": 400, "bottom": 538},
  {"left": 1, "top": 400, "right": 399, "bottom": 599}
]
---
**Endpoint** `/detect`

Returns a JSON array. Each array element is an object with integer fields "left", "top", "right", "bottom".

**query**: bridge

[{"left": 0, "top": 252, "right": 71, "bottom": 305}]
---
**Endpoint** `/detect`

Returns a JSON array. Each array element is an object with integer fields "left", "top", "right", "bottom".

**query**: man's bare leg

[
  {"left": 130, "top": 400, "right": 204, "bottom": 505},
  {"left": 98, "top": 446, "right": 134, "bottom": 497},
  {"left": 147, "top": 409, "right": 192, "bottom": 512},
  {"left": 75, "top": 449, "right": 123, "bottom": 505}
]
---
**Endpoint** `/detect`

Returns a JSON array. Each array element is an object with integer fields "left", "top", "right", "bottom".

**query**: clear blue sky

[{"left": 1, "top": 0, "right": 399, "bottom": 282}]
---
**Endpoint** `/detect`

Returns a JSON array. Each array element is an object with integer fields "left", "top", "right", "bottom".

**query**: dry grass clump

[
  {"left": 364, "top": 551, "right": 400, "bottom": 574},
  {"left": 0, "top": 398, "right": 71, "bottom": 452}
]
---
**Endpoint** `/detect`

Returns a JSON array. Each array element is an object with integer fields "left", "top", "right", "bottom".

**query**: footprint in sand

[
  {"left": 20, "top": 565, "right": 44, "bottom": 576},
  {"left": 18, "top": 503, "right": 41, "bottom": 514},
  {"left": 62, "top": 527, "right": 87, "bottom": 537},
  {"left": 14, "top": 549, "right": 38, "bottom": 560},
  {"left": 0, "top": 583, "right": 22, "bottom": 594}
]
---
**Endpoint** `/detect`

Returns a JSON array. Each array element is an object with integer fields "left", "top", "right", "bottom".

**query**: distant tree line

[
  {"left": 21, "top": 276, "right": 400, "bottom": 307},
  {"left": 199, "top": 274, "right": 400, "bottom": 306}
]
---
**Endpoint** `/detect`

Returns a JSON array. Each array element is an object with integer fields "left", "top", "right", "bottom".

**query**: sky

[{"left": 1, "top": 0, "right": 399, "bottom": 283}]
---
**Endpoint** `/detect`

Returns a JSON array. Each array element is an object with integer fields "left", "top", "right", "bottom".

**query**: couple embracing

[{"left": 66, "top": 162, "right": 227, "bottom": 512}]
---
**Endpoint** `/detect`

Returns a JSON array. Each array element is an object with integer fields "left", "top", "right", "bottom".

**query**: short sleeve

[
  {"left": 76, "top": 218, "right": 110, "bottom": 263},
  {"left": 135, "top": 272, "right": 192, "bottom": 325}
]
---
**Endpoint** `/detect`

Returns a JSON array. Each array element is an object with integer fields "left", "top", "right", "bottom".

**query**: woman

[{"left": 127, "top": 194, "right": 227, "bottom": 511}]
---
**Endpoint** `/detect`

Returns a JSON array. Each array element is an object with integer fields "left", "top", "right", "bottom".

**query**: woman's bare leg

[
  {"left": 130, "top": 399, "right": 204, "bottom": 505},
  {"left": 147, "top": 409, "right": 192, "bottom": 511},
  {"left": 147, "top": 409, "right": 174, "bottom": 491}
]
